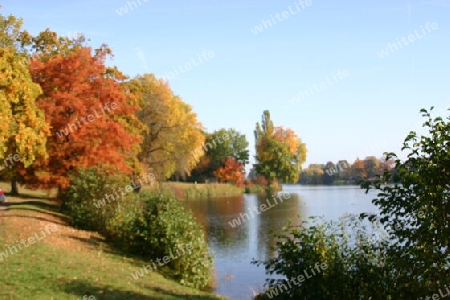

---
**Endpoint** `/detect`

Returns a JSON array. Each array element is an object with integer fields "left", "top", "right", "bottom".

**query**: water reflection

[
  {"left": 183, "top": 192, "right": 304, "bottom": 299},
  {"left": 181, "top": 186, "right": 378, "bottom": 300}
]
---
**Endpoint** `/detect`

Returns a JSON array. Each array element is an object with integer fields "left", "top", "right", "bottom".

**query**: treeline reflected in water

[
  {"left": 181, "top": 186, "right": 377, "bottom": 299},
  {"left": 182, "top": 192, "right": 305, "bottom": 261}
]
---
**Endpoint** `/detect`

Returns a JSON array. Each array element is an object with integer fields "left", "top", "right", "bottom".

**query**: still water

[{"left": 181, "top": 185, "right": 379, "bottom": 300}]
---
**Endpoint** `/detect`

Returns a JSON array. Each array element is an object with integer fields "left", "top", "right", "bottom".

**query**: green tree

[
  {"left": 206, "top": 128, "right": 249, "bottom": 168},
  {"left": 224, "top": 128, "right": 249, "bottom": 165},
  {"left": 362, "top": 107, "right": 450, "bottom": 296}
]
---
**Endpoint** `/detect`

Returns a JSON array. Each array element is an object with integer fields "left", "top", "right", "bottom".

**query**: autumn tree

[
  {"left": 254, "top": 110, "right": 307, "bottom": 186},
  {"left": 299, "top": 157, "right": 393, "bottom": 185},
  {"left": 213, "top": 157, "right": 245, "bottom": 187},
  {"left": 21, "top": 45, "right": 143, "bottom": 192},
  {"left": 0, "top": 12, "right": 49, "bottom": 195},
  {"left": 190, "top": 128, "right": 249, "bottom": 181},
  {"left": 188, "top": 154, "right": 212, "bottom": 183},
  {"left": 126, "top": 74, "right": 204, "bottom": 180},
  {"left": 364, "top": 156, "right": 380, "bottom": 179},
  {"left": 299, "top": 164, "right": 325, "bottom": 184},
  {"left": 351, "top": 158, "right": 367, "bottom": 182},
  {"left": 0, "top": 10, "right": 32, "bottom": 51}
]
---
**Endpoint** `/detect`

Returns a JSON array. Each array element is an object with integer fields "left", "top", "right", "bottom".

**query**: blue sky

[{"left": 3, "top": 0, "right": 449, "bottom": 169}]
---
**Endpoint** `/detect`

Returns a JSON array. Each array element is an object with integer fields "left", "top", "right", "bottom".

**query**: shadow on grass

[
  {"left": 4, "top": 191, "right": 55, "bottom": 200},
  {"left": 1, "top": 214, "right": 67, "bottom": 226},
  {"left": 0, "top": 200, "right": 70, "bottom": 224},
  {"left": 5, "top": 200, "right": 59, "bottom": 211},
  {"left": 63, "top": 234, "right": 116, "bottom": 255},
  {"left": 62, "top": 279, "right": 221, "bottom": 300}
]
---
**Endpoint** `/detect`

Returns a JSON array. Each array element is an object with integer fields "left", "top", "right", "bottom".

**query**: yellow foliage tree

[
  {"left": 126, "top": 74, "right": 205, "bottom": 180},
  {"left": 0, "top": 47, "right": 49, "bottom": 194}
]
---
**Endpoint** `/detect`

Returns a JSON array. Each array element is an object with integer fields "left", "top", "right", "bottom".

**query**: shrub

[
  {"left": 253, "top": 215, "right": 393, "bottom": 299},
  {"left": 107, "top": 191, "right": 213, "bottom": 289},
  {"left": 62, "top": 168, "right": 213, "bottom": 289},
  {"left": 61, "top": 166, "right": 132, "bottom": 233}
]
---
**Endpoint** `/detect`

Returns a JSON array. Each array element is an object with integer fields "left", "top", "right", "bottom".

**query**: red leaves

[
  {"left": 23, "top": 47, "right": 141, "bottom": 190},
  {"left": 213, "top": 157, "right": 244, "bottom": 188}
]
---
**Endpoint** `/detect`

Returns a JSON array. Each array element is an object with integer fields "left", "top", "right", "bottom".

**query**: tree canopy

[
  {"left": 188, "top": 128, "right": 249, "bottom": 183},
  {"left": 21, "top": 46, "right": 143, "bottom": 190},
  {"left": 254, "top": 110, "right": 307, "bottom": 185},
  {"left": 299, "top": 156, "right": 394, "bottom": 185},
  {"left": 0, "top": 14, "right": 49, "bottom": 194},
  {"left": 127, "top": 73, "right": 205, "bottom": 180}
]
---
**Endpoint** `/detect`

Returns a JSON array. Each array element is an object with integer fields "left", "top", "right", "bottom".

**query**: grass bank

[
  {"left": 0, "top": 186, "right": 225, "bottom": 300},
  {"left": 147, "top": 182, "right": 244, "bottom": 200}
]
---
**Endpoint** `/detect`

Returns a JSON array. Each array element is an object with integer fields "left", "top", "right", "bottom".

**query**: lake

[{"left": 181, "top": 185, "right": 380, "bottom": 300}]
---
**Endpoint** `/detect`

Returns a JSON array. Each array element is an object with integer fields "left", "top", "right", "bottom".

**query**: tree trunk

[
  {"left": 57, "top": 185, "right": 63, "bottom": 202},
  {"left": 10, "top": 176, "right": 19, "bottom": 196}
]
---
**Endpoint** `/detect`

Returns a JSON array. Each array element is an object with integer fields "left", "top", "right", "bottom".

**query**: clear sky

[{"left": 3, "top": 0, "right": 449, "bottom": 169}]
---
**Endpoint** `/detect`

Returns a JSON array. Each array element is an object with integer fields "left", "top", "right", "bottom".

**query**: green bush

[
  {"left": 108, "top": 191, "right": 213, "bottom": 288},
  {"left": 253, "top": 215, "right": 393, "bottom": 299},
  {"left": 62, "top": 168, "right": 213, "bottom": 289},
  {"left": 61, "top": 167, "right": 132, "bottom": 233}
]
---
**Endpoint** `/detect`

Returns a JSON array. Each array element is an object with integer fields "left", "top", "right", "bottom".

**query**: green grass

[
  {"left": 0, "top": 190, "right": 226, "bottom": 300},
  {"left": 0, "top": 241, "right": 223, "bottom": 300}
]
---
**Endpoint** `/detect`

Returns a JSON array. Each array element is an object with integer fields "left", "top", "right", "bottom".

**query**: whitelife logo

[
  {"left": 159, "top": 50, "right": 215, "bottom": 83},
  {"left": 228, "top": 193, "right": 291, "bottom": 228},
  {"left": 115, "top": 0, "right": 150, "bottom": 16},
  {"left": 376, "top": 22, "right": 438, "bottom": 58},
  {"left": 287, "top": 69, "right": 350, "bottom": 106},
  {"left": 250, "top": 0, "right": 313, "bottom": 35},
  {"left": 2, "top": 153, "right": 20, "bottom": 169},
  {"left": 0, "top": 224, "right": 58, "bottom": 261},
  {"left": 93, "top": 171, "right": 156, "bottom": 209},
  {"left": 56, "top": 102, "right": 118, "bottom": 139}
]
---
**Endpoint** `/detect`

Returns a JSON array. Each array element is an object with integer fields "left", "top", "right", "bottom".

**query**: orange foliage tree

[
  {"left": 213, "top": 157, "right": 244, "bottom": 187},
  {"left": 21, "top": 47, "right": 143, "bottom": 191}
]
